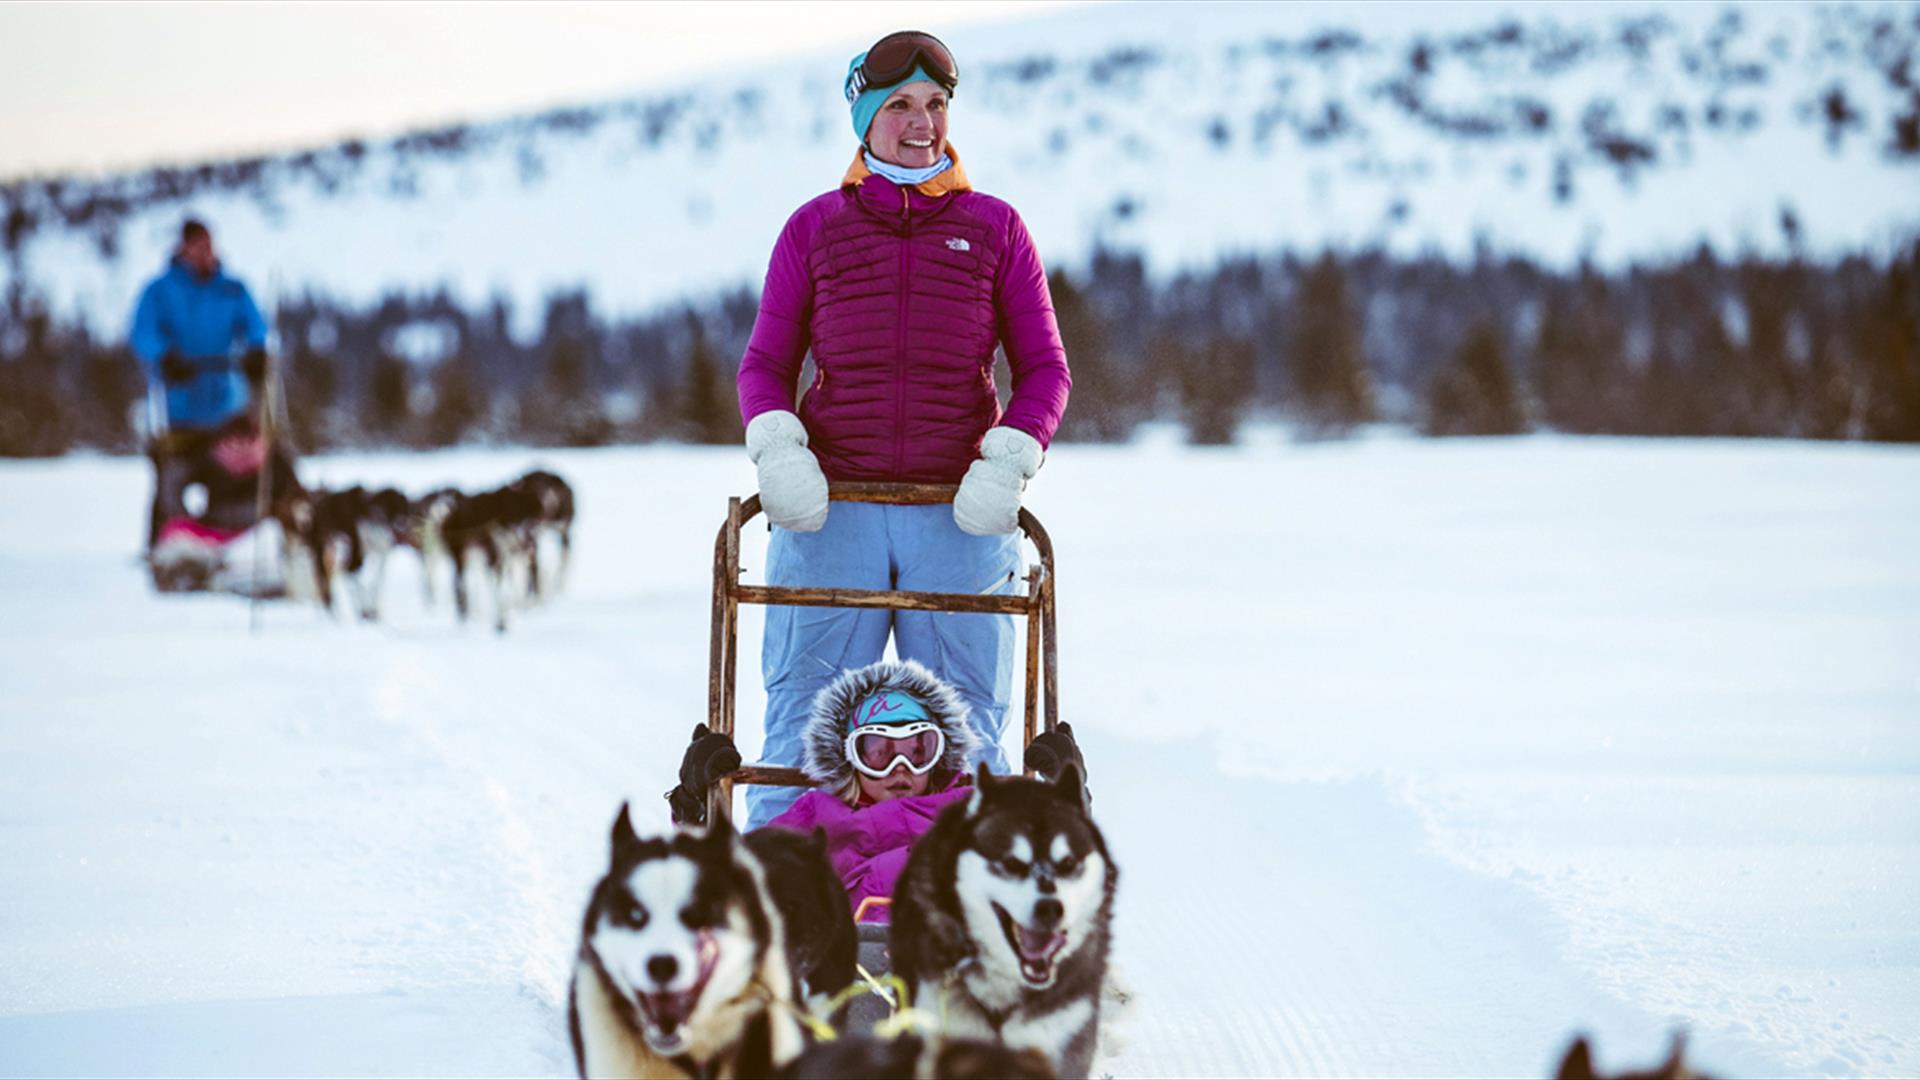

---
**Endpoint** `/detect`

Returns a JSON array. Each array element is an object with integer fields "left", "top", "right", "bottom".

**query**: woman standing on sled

[{"left": 728, "top": 30, "right": 1072, "bottom": 829}]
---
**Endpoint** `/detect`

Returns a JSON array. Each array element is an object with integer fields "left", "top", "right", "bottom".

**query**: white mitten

[
  {"left": 953, "top": 426, "right": 1043, "bottom": 536},
  {"left": 746, "top": 410, "right": 829, "bottom": 532}
]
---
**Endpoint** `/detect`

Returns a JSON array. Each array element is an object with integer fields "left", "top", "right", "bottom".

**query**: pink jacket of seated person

[{"left": 763, "top": 658, "right": 980, "bottom": 922}]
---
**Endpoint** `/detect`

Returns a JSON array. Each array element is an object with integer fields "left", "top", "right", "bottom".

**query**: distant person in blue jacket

[{"left": 129, "top": 219, "right": 273, "bottom": 550}]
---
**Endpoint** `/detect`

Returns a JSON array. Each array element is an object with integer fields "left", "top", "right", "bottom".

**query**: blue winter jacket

[{"left": 129, "top": 258, "right": 268, "bottom": 431}]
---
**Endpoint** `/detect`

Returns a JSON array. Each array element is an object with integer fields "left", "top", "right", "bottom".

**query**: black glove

[
  {"left": 681, "top": 723, "right": 742, "bottom": 790},
  {"left": 1024, "top": 722, "right": 1089, "bottom": 794},
  {"left": 159, "top": 353, "right": 193, "bottom": 385},
  {"left": 666, "top": 783, "right": 707, "bottom": 827},
  {"left": 665, "top": 724, "right": 742, "bottom": 827},
  {"left": 242, "top": 347, "right": 268, "bottom": 385}
]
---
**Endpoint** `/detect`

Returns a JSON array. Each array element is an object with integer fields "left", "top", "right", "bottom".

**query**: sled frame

[{"left": 706, "top": 483, "right": 1058, "bottom": 824}]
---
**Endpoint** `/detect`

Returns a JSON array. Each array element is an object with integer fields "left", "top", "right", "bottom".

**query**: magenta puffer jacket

[
  {"left": 766, "top": 780, "right": 971, "bottom": 923},
  {"left": 736, "top": 160, "right": 1072, "bottom": 484}
]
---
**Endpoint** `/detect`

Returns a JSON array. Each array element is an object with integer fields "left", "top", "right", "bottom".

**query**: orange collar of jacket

[{"left": 841, "top": 142, "right": 973, "bottom": 197}]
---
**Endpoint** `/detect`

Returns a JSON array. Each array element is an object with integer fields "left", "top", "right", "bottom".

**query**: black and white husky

[
  {"left": 273, "top": 483, "right": 409, "bottom": 621},
  {"left": 509, "top": 468, "right": 575, "bottom": 599},
  {"left": 568, "top": 804, "right": 855, "bottom": 1079},
  {"left": 890, "top": 766, "right": 1117, "bottom": 1079}
]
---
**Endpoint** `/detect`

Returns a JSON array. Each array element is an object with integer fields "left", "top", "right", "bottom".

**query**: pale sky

[{"left": 0, "top": 1, "right": 1086, "bottom": 179}]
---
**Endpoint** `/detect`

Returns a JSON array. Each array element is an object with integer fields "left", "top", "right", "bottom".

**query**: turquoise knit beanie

[
  {"left": 851, "top": 689, "right": 933, "bottom": 728},
  {"left": 847, "top": 51, "right": 945, "bottom": 142}
]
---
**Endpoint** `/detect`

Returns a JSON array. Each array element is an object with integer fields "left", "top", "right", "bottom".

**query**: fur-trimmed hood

[{"left": 802, "top": 659, "right": 978, "bottom": 790}]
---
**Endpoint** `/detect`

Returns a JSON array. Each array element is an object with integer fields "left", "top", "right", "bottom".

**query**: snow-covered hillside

[
  {"left": 1, "top": 435, "right": 1915, "bottom": 1077},
  {"left": 5, "top": 2, "right": 1916, "bottom": 335}
]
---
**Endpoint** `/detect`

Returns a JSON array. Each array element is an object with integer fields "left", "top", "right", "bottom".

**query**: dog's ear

[
  {"left": 1555, "top": 1036, "right": 1596, "bottom": 1080},
  {"left": 810, "top": 826, "right": 829, "bottom": 853},
  {"left": 610, "top": 801, "right": 641, "bottom": 858},
  {"left": 966, "top": 763, "right": 994, "bottom": 818},
  {"left": 1053, "top": 762, "right": 1086, "bottom": 808}
]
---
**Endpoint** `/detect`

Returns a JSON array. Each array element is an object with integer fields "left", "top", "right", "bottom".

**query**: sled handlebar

[{"left": 704, "top": 482, "right": 1059, "bottom": 822}]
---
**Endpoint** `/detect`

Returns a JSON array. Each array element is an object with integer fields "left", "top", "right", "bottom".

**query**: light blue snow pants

[{"left": 745, "top": 502, "right": 1021, "bottom": 828}]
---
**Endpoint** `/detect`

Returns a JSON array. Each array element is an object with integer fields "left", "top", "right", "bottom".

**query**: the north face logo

[{"left": 946, "top": 238, "right": 970, "bottom": 252}]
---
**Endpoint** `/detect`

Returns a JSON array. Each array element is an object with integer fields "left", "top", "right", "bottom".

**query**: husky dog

[
  {"left": 273, "top": 482, "right": 351, "bottom": 613},
  {"left": 784, "top": 1033, "right": 1056, "bottom": 1079},
  {"left": 275, "top": 484, "right": 412, "bottom": 620},
  {"left": 399, "top": 486, "right": 463, "bottom": 608},
  {"left": 890, "top": 766, "right": 1117, "bottom": 1079},
  {"left": 345, "top": 485, "right": 409, "bottom": 621},
  {"left": 508, "top": 468, "right": 575, "bottom": 599},
  {"left": 1556, "top": 1034, "right": 1715, "bottom": 1080},
  {"left": 441, "top": 484, "right": 542, "bottom": 633},
  {"left": 271, "top": 481, "right": 322, "bottom": 601},
  {"left": 569, "top": 805, "right": 856, "bottom": 1079}
]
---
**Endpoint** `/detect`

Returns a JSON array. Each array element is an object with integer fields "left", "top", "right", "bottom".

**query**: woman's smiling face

[{"left": 867, "top": 81, "right": 949, "bottom": 168}]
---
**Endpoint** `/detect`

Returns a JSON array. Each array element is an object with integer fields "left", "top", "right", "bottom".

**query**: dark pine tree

[
  {"left": 1050, "top": 269, "right": 1135, "bottom": 441},
  {"left": 1735, "top": 257, "right": 1802, "bottom": 437},
  {"left": 1858, "top": 244, "right": 1920, "bottom": 442},
  {"left": 363, "top": 350, "right": 413, "bottom": 446},
  {"left": 545, "top": 336, "right": 610, "bottom": 445},
  {"left": 1425, "top": 319, "right": 1528, "bottom": 436},
  {"left": 1533, "top": 272, "right": 1627, "bottom": 434},
  {"left": 73, "top": 341, "right": 142, "bottom": 452},
  {"left": 423, "top": 350, "right": 484, "bottom": 447},
  {"left": 1180, "top": 337, "right": 1256, "bottom": 445},
  {"left": 1287, "top": 252, "right": 1376, "bottom": 435},
  {"left": 682, "top": 315, "right": 742, "bottom": 445},
  {"left": 0, "top": 309, "right": 74, "bottom": 456},
  {"left": 285, "top": 346, "right": 339, "bottom": 452}
]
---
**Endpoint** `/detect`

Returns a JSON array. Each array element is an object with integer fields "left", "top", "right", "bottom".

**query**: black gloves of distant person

[
  {"left": 158, "top": 350, "right": 268, "bottom": 386},
  {"left": 159, "top": 353, "right": 193, "bottom": 385},
  {"left": 665, "top": 723, "right": 743, "bottom": 827}
]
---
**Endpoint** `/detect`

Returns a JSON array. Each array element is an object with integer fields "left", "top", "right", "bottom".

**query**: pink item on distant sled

[{"left": 155, "top": 517, "right": 246, "bottom": 546}]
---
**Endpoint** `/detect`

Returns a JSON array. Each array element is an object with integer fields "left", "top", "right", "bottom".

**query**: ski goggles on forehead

[
  {"left": 845, "top": 30, "right": 959, "bottom": 104},
  {"left": 846, "top": 721, "right": 946, "bottom": 779}
]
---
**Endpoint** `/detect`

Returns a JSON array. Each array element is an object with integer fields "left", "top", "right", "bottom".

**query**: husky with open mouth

[
  {"left": 890, "top": 765, "right": 1117, "bottom": 1079},
  {"left": 568, "top": 805, "right": 855, "bottom": 1078}
]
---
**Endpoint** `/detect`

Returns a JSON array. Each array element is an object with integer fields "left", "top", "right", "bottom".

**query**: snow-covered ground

[{"left": 1, "top": 435, "right": 1916, "bottom": 1077}]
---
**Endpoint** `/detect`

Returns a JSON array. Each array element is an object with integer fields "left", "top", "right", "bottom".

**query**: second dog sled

[{"left": 702, "top": 482, "right": 1061, "bottom": 1006}]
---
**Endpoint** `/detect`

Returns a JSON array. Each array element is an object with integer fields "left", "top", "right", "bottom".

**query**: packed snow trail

[{"left": 1, "top": 436, "right": 1916, "bottom": 1077}]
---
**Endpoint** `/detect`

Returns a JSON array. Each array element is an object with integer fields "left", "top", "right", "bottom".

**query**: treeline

[
  {"left": 1056, "top": 241, "right": 1920, "bottom": 443},
  {"left": 1, "top": 241, "right": 1916, "bottom": 458}
]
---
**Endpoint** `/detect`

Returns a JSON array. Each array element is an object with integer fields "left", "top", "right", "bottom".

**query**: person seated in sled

[
  {"left": 733, "top": 30, "right": 1072, "bottom": 831},
  {"left": 667, "top": 659, "right": 1087, "bottom": 924},
  {"left": 128, "top": 217, "right": 275, "bottom": 550}
]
